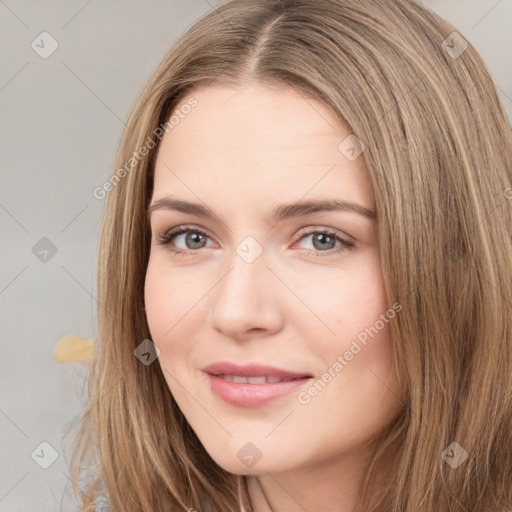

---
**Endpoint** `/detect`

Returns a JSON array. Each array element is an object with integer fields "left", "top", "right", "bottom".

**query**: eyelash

[{"left": 155, "top": 224, "right": 355, "bottom": 257}]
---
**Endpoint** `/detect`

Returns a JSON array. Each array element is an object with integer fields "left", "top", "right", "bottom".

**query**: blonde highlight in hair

[{"left": 69, "top": 0, "right": 512, "bottom": 510}]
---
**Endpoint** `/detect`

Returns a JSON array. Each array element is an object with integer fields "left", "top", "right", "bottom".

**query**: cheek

[
  {"left": 144, "top": 258, "right": 200, "bottom": 341},
  {"left": 144, "top": 263, "right": 197, "bottom": 390},
  {"left": 144, "top": 264, "right": 172, "bottom": 340},
  {"left": 307, "top": 252, "right": 389, "bottom": 339},
  {"left": 310, "top": 254, "right": 397, "bottom": 396},
  {"left": 338, "top": 267, "right": 394, "bottom": 377}
]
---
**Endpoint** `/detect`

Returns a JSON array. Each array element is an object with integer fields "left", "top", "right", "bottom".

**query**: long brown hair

[{"left": 69, "top": 0, "right": 512, "bottom": 510}]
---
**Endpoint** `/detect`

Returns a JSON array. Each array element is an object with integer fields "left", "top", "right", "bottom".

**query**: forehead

[{"left": 153, "top": 82, "right": 373, "bottom": 210}]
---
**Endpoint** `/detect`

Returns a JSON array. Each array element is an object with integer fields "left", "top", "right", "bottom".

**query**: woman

[{"left": 70, "top": 0, "right": 512, "bottom": 510}]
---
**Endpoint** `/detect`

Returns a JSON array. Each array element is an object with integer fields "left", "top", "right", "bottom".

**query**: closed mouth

[{"left": 213, "top": 374, "right": 308, "bottom": 384}]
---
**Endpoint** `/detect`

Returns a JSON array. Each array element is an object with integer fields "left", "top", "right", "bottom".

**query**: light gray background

[{"left": 1, "top": 1, "right": 511, "bottom": 510}]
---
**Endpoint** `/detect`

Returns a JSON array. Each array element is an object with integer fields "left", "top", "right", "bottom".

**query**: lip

[
  {"left": 202, "top": 362, "right": 314, "bottom": 408},
  {"left": 202, "top": 362, "right": 313, "bottom": 379},
  {"left": 206, "top": 374, "right": 313, "bottom": 407}
]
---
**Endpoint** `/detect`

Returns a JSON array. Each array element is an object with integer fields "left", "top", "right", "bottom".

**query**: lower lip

[{"left": 206, "top": 374, "right": 312, "bottom": 407}]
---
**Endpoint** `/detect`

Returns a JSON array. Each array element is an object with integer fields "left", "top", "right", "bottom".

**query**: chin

[{"left": 204, "top": 442, "right": 291, "bottom": 476}]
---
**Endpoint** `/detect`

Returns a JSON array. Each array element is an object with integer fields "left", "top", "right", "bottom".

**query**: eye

[
  {"left": 155, "top": 225, "right": 212, "bottom": 256},
  {"left": 293, "top": 227, "right": 355, "bottom": 257},
  {"left": 155, "top": 225, "right": 355, "bottom": 257}
]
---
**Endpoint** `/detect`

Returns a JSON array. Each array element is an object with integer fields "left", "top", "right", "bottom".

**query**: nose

[{"left": 208, "top": 248, "right": 284, "bottom": 340}]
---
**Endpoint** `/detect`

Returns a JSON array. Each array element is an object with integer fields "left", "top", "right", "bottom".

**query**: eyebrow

[{"left": 147, "top": 196, "right": 377, "bottom": 225}]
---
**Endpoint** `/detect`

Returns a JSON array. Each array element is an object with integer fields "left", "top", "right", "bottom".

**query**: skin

[{"left": 144, "top": 82, "right": 406, "bottom": 512}]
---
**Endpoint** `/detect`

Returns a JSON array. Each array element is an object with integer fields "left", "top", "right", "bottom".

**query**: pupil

[
  {"left": 313, "top": 233, "right": 334, "bottom": 250},
  {"left": 187, "top": 232, "right": 205, "bottom": 248}
]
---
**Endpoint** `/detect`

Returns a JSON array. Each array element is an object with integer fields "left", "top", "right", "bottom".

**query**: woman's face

[{"left": 144, "top": 82, "right": 404, "bottom": 477}]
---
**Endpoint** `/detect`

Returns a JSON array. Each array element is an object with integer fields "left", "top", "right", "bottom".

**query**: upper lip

[{"left": 202, "top": 362, "right": 313, "bottom": 379}]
